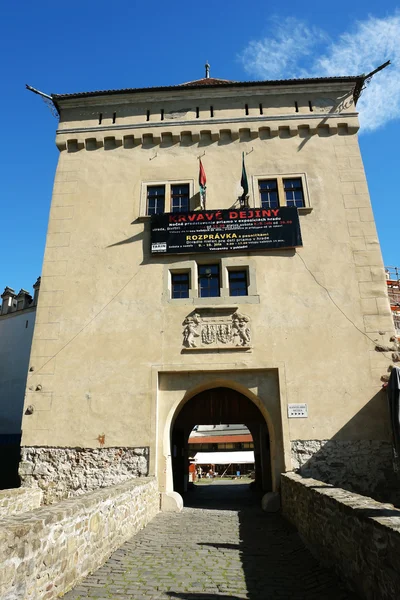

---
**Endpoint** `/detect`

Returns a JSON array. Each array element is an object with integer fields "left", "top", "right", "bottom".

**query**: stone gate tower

[{"left": 20, "top": 69, "right": 397, "bottom": 506}]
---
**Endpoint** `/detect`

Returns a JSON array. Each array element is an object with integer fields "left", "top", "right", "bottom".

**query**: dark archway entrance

[{"left": 171, "top": 387, "right": 272, "bottom": 497}]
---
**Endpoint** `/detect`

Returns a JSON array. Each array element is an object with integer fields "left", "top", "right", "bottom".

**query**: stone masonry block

[
  {"left": 53, "top": 181, "right": 78, "bottom": 195},
  {"left": 38, "top": 276, "right": 65, "bottom": 291},
  {"left": 359, "top": 281, "right": 389, "bottom": 299},
  {"left": 339, "top": 182, "right": 356, "bottom": 195},
  {"left": 345, "top": 208, "right": 360, "bottom": 222},
  {"left": 354, "top": 181, "right": 370, "bottom": 195},
  {"left": 51, "top": 206, "right": 74, "bottom": 220},
  {"left": 55, "top": 171, "right": 79, "bottom": 183},
  {"left": 343, "top": 194, "right": 371, "bottom": 209},
  {"left": 335, "top": 145, "right": 360, "bottom": 157},
  {"left": 35, "top": 307, "right": 62, "bottom": 324},
  {"left": 365, "top": 236, "right": 379, "bottom": 250},
  {"left": 46, "top": 233, "right": 71, "bottom": 248},
  {"left": 336, "top": 157, "right": 350, "bottom": 169},
  {"left": 363, "top": 314, "right": 395, "bottom": 333},
  {"left": 359, "top": 207, "right": 375, "bottom": 222},
  {"left": 44, "top": 246, "right": 69, "bottom": 262},
  {"left": 52, "top": 194, "right": 75, "bottom": 207},
  {"left": 34, "top": 307, "right": 50, "bottom": 324},
  {"left": 28, "top": 355, "right": 55, "bottom": 375},
  {"left": 340, "top": 170, "right": 366, "bottom": 182},
  {"left": 360, "top": 298, "right": 378, "bottom": 315},
  {"left": 43, "top": 261, "right": 68, "bottom": 277},
  {"left": 368, "top": 348, "right": 393, "bottom": 370},
  {"left": 350, "top": 237, "right": 366, "bottom": 251},
  {"left": 38, "top": 291, "right": 64, "bottom": 307},
  {"left": 355, "top": 266, "right": 372, "bottom": 282},
  {"left": 354, "top": 250, "right": 384, "bottom": 267},
  {"left": 376, "top": 297, "right": 392, "bottom": 316},
  {"left": 371, "top": 266, "right": 387, "bottom": 282},
  {"left": 27, "top": 392, "right": 53, "bottom": 411},
  {"left": 47, "top": 219, "right": 72, "bottom": 234},
  {"left": 349, "top": 156, "right": 364, "bottom": 169},
  {"left": 348, "top": 221, "right": 377, "bottom": 237},
  {"left": 34, "top": 322, "right": 60, "bottom": 340}
]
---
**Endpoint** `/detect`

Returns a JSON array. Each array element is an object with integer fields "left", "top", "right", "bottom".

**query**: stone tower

[{"left": 20, "top": 72, "right": 396, "bottom": 506}]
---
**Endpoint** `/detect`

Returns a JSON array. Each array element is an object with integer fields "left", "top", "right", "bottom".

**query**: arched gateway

[
  {"left": 158, "top": 374, "right": 287, "bottom": 511},
  {"left": 172, "top": 387, "right": 272, "bottom": 495}
]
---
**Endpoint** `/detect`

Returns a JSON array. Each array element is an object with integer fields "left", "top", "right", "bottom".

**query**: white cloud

[
  {"left": 240, "top": 14, "right": 400, "bottom": 132},
  {"left": 240, "top": 17, "right": 328, "bottom": 80}
]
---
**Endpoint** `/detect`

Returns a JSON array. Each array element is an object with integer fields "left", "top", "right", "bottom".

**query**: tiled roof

[
  {"left": 51, "top": 74, "right": 362, "bottom": 101},
  {"left": 179, "top": 77, "right": 237, "bottom": 86},
  {"left": 188, "top": 435, "right": 253, "bottom": 444}
]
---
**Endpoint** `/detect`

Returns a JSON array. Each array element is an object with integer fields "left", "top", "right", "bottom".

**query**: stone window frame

[
  {"left": 251, "top": 172, "right": 312, "bottom": 213},
  {"left": 163, "top": 257, "right": 259, "bottom": 305},
  {"left": 140, "top": 179, "right": 195, "bottom": 217}
]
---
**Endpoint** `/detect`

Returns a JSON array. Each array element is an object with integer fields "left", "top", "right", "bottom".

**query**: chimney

[
  {"left": 1, "top": 287, "right": 17, "bottom": 315},
  {"left": 16, "top": 289, "right": 33, "bottom": 311},
  {"left": 33, "top": 276, "right": 41, "bottom": 306}
]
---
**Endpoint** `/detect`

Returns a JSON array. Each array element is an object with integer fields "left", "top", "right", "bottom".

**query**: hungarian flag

[
  {"left": 241, "top": 152, "right": 249, "bottom": 201},
  {"left": 199, "top": 159, "right": 207, "bottom": 209}
]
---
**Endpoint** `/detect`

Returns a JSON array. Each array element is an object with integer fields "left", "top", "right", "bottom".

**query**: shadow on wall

[
  {"left": 0, "top": 434, "right": 21, "bottom": 489},
  {"left": 292, "top": 390, "right": 400, "bottom": 506}
]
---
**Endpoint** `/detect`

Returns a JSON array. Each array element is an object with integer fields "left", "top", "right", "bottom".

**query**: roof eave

[{"left": 51, "top": 75, "right": 363, "bottom": 103}]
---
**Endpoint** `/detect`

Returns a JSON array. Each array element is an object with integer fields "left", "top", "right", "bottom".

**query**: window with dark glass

[
  {"left": 198, "top": 264, "right": 220, "bottom": 297},
  {"left": 228, "top": 270, "right": 248, "bottom": 296},
  {"left": 171, "top": 184, "right": 190, "bottom": 213},
  {"left": 283, "top": 178, "right": 304, "bottom": 208},
  {"left": 259, "top": 179, "right": 279, "bottom": 209},
  {"left": 171, "top": 272, "right": 190, "bottom": 298},
  {"left": 147, "top": 185, "right": 165, "bottom": 215}
]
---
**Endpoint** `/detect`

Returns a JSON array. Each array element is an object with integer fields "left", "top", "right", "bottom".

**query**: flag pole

[
  {"left": 199, "top": 158, "right": 207, "bottom": 210},
  {"left": 240, "top": 152, "right": 249, "bottom": 207}
]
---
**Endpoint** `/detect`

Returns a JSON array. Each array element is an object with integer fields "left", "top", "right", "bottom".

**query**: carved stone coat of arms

[{"left": 182, "top": 309, "right": 252, "bottom": 350}]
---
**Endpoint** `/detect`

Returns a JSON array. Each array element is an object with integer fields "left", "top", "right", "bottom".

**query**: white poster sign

[{"left": 288, "top": 403, "right": 308, "bottom": 418}]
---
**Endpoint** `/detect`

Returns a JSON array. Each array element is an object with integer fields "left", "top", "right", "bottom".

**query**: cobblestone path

[{"left": 65, "top": 481, "right": 357, "bottom": 600}]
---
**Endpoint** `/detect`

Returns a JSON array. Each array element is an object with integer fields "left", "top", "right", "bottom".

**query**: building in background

[
  {"left": 188, "top": 424, "right": 255, "bottom": 481},
  {"left": 188, "top": 424, "right": 254, "bottom": 452},
  {"left": 0, "top": 278, "right": 40, "bottom": 487},
  {"left": 386, "top": 267, "right": 400, "bottom": 337},
  {"left": 19, "top": 67, "right": 398, "bottom": 508}
]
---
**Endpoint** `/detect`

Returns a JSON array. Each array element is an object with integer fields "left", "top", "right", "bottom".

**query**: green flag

[{"left": 241, "top": 152, "right": 248, "bottom": 200}]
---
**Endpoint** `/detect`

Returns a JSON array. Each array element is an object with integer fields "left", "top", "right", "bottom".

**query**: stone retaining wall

[
  {"left": 0, "top": 487, "right": 42, "bottom": 518},
  {"left": 291, "top": 439, "right": 400, "bottom": 505},
  {"left": 0, "top": 477, "right": 159, "bottom": 600},
  {"left": 19, "top": 446, "right": 150, "bottom": 504},
  {"left": 281, "top": 472, "right": 400, "bottom": 600}
]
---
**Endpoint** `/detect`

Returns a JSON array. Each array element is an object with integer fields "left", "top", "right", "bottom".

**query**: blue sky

[{"left": 1, "top": 1, "right": 399, "bottom": 294}]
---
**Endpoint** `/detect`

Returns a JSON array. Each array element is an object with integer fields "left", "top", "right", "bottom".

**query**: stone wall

[
  {"left": 291, "top": 439, "right": 400, "bottom": 505},
  {"left": 0, "top": 477, "right": 159, "bottom": 600},
  {"left": 281, "top": 472, "right": 400, "bottom": 600},
  {"left": 0, "top": 487, "right": 42, "bottom": 518},
  {"left": 19, "top": 446, "right": 150, "bottom": 504}
]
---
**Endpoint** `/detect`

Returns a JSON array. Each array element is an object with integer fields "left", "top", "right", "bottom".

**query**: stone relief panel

[{"left": 182, "top": 309, "right": 252, "bottom": 351}]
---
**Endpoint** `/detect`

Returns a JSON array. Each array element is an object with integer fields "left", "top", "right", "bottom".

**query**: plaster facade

[
  {"left": 0, "top": 279, "right": 40, "bottom": 487},
  {"left": 20, "top": 73, "right": 396, "bottom": 502},
  {"left": 0, "top": 279, "right": 40, "bottom": 437}
]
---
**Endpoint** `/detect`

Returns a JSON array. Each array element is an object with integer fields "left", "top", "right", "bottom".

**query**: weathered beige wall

[
  {"left": 0, "top": 478, "right": 159, "bottom": 600},
  {"left": 21, "top": 80, "right": 395, "bottom": 496}
]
